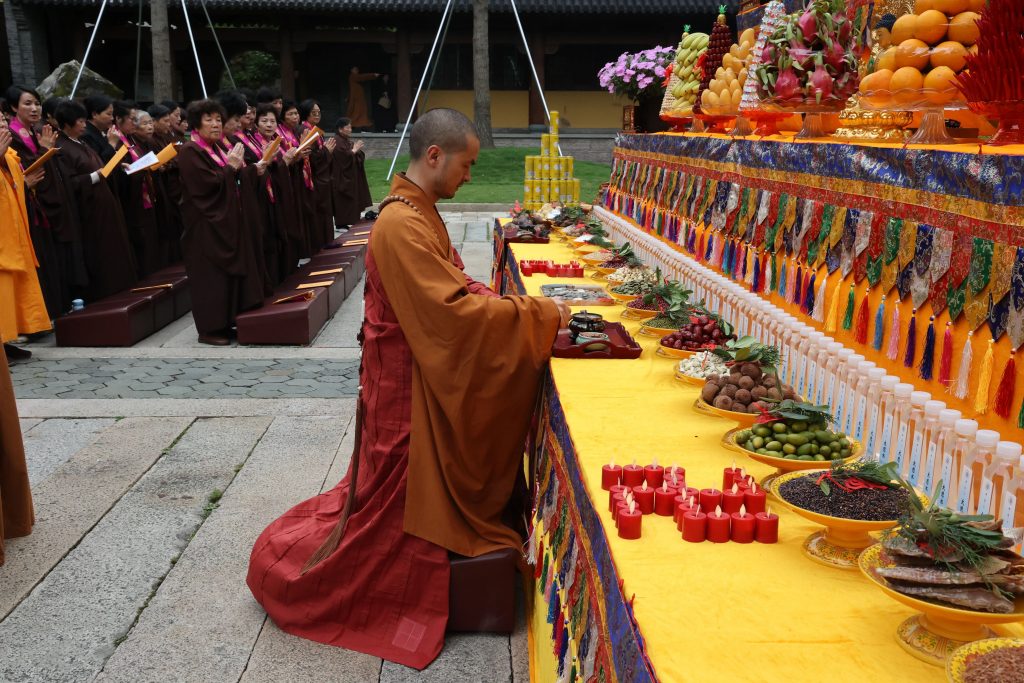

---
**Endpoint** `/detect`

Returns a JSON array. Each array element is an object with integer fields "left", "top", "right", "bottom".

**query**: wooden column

[
  {"left": 396, "top": 29, "right": 412, "bottom": 122},
  {"left": 280, "top": 27, "right": 295, "bottom": 98},
  {"left": 527, "top": 30, "right": 546, "bottom": 126}
]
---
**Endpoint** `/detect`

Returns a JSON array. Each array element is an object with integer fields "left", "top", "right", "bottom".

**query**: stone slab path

[{"left": 0, "top": 214, "right": 530, "bottom": 683}]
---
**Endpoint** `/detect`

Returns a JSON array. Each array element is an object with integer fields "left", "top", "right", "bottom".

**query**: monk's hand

[
  {"left": 25, "top": 167, "right": 45, "bottom": 188},
  {"left": 40, "top": 124, "right": 57, "bottom": 149},
  {"left": 226, "top": 143, "right": 245, "bottom": 169},
  {"left": 552, "top": 299, "right": 572, "bottom": 329},
  {"left": 325, "top": 137, "right": 337, "bottom": 152},
  {"left": 353, "top": 140, "right": 365, "bottom": 154},
  {"left": 0, "top": 128, "right": 10, "bottom": 156}
]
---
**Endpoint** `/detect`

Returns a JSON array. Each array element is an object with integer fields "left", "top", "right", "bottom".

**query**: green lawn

[{"left": 363, "top": 147, "right": 610, "bottom": 205}]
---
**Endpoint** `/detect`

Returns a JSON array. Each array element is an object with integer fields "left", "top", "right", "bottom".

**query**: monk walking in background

[
  {"left": 248, "top": 108, "right": 569, "bottom": 670},
  {"left": 0, "top": 348, "right": 33, "bottom": 566},
  {"left": 345, "top": 67, "right": 380, "bottom": 131}
]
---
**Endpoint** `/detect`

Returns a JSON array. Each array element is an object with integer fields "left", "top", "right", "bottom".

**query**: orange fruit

[
  {"left": 930, "top": 40, "right": 968, "bottom": 71},
  {"left": 860, "top": 69, "right": 894, "bottom": 93},
  {"left": 896, "top": 39, "right": 932, "bottom": 70},
  {"left": 915, "top": 0, "right": 936, "bottom": 11},
  {"left": 876, "top": 47, "right": 899, "bottom": 72},
  {"left": 891, "top": 66, "right": 925, "bottom": 104},
  {"left": 948, "top": 11, "right": 981, "bottom": 44},
  {"left": 915, "top": 9, "right": 949, "bottom": 44},
  {"left": 924, "top": 65, "right": 962, "bottom": 105},
  {"left": 935, "top": 0, "right": 969, "bottom": 13},
  {"left": 891, "top": 15, "right": 919, "bottom": 44}
]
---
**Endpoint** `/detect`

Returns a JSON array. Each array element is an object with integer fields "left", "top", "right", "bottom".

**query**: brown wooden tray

[{"left": 551, "top": 323, "right": 642, "bottom": 359}]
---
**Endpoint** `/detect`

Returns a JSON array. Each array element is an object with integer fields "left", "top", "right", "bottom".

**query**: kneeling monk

[{"left": 247, "top": 109, "right": 569, "bottom": 669}]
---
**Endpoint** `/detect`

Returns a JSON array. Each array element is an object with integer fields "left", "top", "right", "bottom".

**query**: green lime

[{"left": 772, "top": 422, "right": 788, "bottom": 434}]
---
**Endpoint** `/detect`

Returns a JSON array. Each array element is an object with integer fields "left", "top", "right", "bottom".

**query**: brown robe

[
  {"left": 330, "top": 136, "right": 372, "bottom": 227},
  {"left": 308, "top": 141, "right": 335, "bottom": 247},
  {"left": 374, "top": 174, "right": 561, "bottom": 557},
  {"left": 346, "top": 72, "right": 377, "bottom": 128},
  {"left": 176, "top": 141, "right": 264, "bottom": 334},
  {"left": 118, "top": 136, "right": 164, "bottom": 277},
  {"left": 55, "top": 133, "right": 138, "bottom": 301},
  {"left": 151, "top": 131, "right": 184, "bottom": 264},
  {"left": 0, "top": 350, "right": 33, "bottom": 566}
]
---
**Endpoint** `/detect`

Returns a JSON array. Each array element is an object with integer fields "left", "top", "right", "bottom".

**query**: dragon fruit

[
  {"left": 797, "top": 9, "right": 818, "bottom": 40},
  {"left": 824, "top": 40, "right": 846, "bottom": 70},
  {"left": 775, "top": 68, "right": 802, "bottom": 100},
  {"left": 808, "top": 65, "right": 834, "bottom": 103}
]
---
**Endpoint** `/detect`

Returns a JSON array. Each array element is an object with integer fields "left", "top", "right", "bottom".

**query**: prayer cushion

[
  {"left": 447, "top": 548, "right": 518, "bottom": 634},
  {"left": 279, "top": 273, "right": 347, "bottom": 317},
  {"left": 138, "top": 267, "right": 191, "bottom": 319},
  {"left": 55, "top": 297, "right": 155, "bottom": 347},
  {"left": 235, "top": 287, "right": 329, "bottom": 346},
  {"left": 104, "top": 288, "right": 176, "bottom": 331}
]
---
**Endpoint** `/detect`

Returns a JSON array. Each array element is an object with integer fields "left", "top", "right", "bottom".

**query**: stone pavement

[{"left": 0, "top": 213, "right": 531, "bottom": 683}]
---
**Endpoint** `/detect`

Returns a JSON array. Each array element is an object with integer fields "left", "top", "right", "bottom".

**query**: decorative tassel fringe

[
  {"left": 804, "top": 273, "right": 816, "bottom": 314},
  {"left": 994, "top": 352, "right": 1016, "bottom": 419},
  {"left": 903, "top": 309, "right": 918, "bottom": 368},
  {"left": 872, "top": 297, "right": 886, "bottom": 351},
  {"left": 825, "top": 279, "right": 842, "bottom": 332},
  {"left": 778, "top": 258, "right": 787, "bottom": 297},
  {"left": 854, "top": 289, "right": 870, "bottom": 345},
  {"left": 841, "top": 284, "right": 856, "bottom": 330},
  {"left": 812, "top": 275, "right": 827, "bottom": 322},
  {"left": 919, "top": 316, "right": 936, "bottom": 381},
  {"left": 793, "top": 266, "right": 803, "bottom": 306},
  {"left": 952, "top": 331, "right": 974, "bottom": 399},
  {"left": 887, "top": 302, "right": 901, "bottom": 361},
  {"left": 1019, "top": 395, "right": 1024, "bottom": 429},
  {"left": 785, "top": 261, "right": 798, "bottom": 303},
  {"left": 752, "top": 252, "right": 762, "bottom": 292},
  {"left": 762, "top": 254, "right": 771, "bottom": 294},
  {"left": 974, "top": 339, "right": 995, "bottom": 415},
  {"left": 938, "top": 323, "right": 954, "bottom": 387}
]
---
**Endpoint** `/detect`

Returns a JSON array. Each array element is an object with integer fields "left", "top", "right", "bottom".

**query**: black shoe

[
  {"left": 3, "top": 343, "right": 32, "bottom": 360},
  {"left": 197, "top": 333, "right": 230, "bottom": 346}
]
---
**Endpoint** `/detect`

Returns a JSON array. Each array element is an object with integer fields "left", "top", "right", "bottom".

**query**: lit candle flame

[
  {"left": 628, "top": 500, "right": 635, "bottom": 515},
  {"left": 688, "top": 495, "right": 695, "bottom": 506},
  {"left": 740, "top": 504, "right": 747, "bottom": 516},
  {"left": 662, "top": 481, "right": 668, "bottom": 493},
  {"left": 767, "top": 505, "right": 773, "bottom": 517},
  {"left": 731, "top": 483, "right": 738, "bottom": 494},
  {"left": 651, "top": 458, "right": 658, "bottom": 467},
  {"left": 751, "top": 482, "right": 758, "bottom": 494},
  {"left": 715, "top": 505, "right": 723, "bottom": 517},
  {"left": 642, "top": 481, "right": 648, "bottom": 491}
]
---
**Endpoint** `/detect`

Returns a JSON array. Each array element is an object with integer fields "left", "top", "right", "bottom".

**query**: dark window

[{"left": 545, "top": 43, "right": 653, "bottom": 91}]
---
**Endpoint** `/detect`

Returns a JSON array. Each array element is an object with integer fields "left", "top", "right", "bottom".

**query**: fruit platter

[
  {"left": 701, "top": 22, "right": 759, "bottom": 128},
  {"left": 770, "top": 461, "right": 919, "bottom": 570},
  {"left": 722, "top": 399, "right": 863, "bottom": 489},
  {"left": 694, "top": 337, "right": 789, "bottom": 420},
  {"left": 860, "top": 496, "right": 1024, "bottom": 666},
  {"left": 540, "top": 284, "right": 615, "bottom": 306},
  {"left": 502, "top": 208, "right": 551, "bottom": 242},
  {"left": 693, "top": 7, "right": 738, "bottom": 132},
  {"left": 661, "top": 27, "right": 710, "bottom": 127},
  {"left": 657, "top": 311, "right": 734, "bottom": 359}
]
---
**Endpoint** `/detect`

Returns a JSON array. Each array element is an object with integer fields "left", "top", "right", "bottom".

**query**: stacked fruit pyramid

[
  {"left": 702, "top": 27, "right": 758, "bottom": 115},
  {"left": 661, "top": 27, "right": 710, "bottom": 120},
  {"left": 739, "top": 0, "right": 787, "bottom": 113},
  {"left": 694, "top": 6, "right": 735, "bottom": 118},
  {"left": 859, "top": 0, "right": 983, "bottom": 109}
]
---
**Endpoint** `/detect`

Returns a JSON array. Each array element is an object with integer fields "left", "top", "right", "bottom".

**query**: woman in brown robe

[
  {"left": 5, "top": 85, "right": 87, "bottom": 318},
  {"left": 331, "top": 117, "right": 373, "bottom": 228},
  {"left": 112, "top": 103, "right": 162, "bottom": 278},
  {"left": 176, "top": 98, "right": 264, "bottom": 345},
  {"left": 147, "top": 104, "right": 184, "bottom": 264},
  {"left": 279, "top": 101, "right": 316, "bottom": 258},
  {"left": 256, "top": 104, "right": 304, "bottom": 281},
  {"left": 299, "top": 99, "right": 337, "bottom": 249},
  {"left": 53, "top": 100, "right": 137, "bottom": 302},
  {"left": 0, "top": 349, "right": 33, "bottom": 566}
]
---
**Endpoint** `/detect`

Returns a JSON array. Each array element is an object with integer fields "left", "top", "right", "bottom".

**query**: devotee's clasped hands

[{"left": 226, "top": 143, "right": 245, "bottom": 169}]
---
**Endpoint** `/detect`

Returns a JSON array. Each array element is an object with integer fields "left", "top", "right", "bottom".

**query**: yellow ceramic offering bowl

[
  {"left": 621, "top": 307, "right": 658, "bottom": 322},
  {"left": 720, "top": 427, "right": 862, "bottom": 490},
  {"left": 673, "top": 368, "right": 706, "bottom": 386},
  {"left": 607, "top": 290, "right": 638, "bottom": 304},
  {"left": 947, "top": 637, "right": 1024, "bottom": 682},
  {"left": 657, "top": 345, "right": 696, "bottom": 359},
  {"left": 638, "top": 324, "right": 679, "bottom": 338},
  {"left": 859, "top": 544, "right": 1024, "bottom": 667}
]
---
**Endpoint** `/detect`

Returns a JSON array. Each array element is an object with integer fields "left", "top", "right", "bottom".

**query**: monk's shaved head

[{"left": 409, "top": 108, "right": 478, "bottom": 160}]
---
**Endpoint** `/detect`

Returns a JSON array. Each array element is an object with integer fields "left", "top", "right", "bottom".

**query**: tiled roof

[{"left": 14, "top": 0, "right": 740, "bottom": 13}]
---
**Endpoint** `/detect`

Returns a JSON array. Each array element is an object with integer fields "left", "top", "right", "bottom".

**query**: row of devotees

[{"left": 0, "top": 86, "right": 373, "bottom": 349}]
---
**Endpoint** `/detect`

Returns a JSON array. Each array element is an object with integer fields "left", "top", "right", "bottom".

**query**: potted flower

[{"left": 598, "top": 46, "right": 676, "bottom": 133}]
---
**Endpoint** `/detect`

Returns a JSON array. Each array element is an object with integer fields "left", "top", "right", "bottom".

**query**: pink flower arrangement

[{"left": 597, "top": 46, "right": 676, "bottom": 102}]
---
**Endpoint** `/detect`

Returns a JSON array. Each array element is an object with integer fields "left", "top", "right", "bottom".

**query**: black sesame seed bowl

[{"left": 768, "top": 470, "right": 926, "bottom": 571}]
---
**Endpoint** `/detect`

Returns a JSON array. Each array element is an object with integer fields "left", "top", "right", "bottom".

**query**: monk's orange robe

[{"left": 0, "top": 147, "right": 50, "bottom": 341}]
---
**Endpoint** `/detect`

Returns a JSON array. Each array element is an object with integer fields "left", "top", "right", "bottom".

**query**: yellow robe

[{"left": 0, "top": 148, "right": 49, "bottom": 342}]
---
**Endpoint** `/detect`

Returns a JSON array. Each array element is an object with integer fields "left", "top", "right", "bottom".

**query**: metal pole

[
  {"left": 180, "top": 0, "right": 207, "bottom": 97},
  {"left": 419, "top": 3, "right": 453, "bottom": 114},
  {"left": 70, "top": 0, "right": 110, "bottom": 99},
  {"left": 508, "top": 0, "right": 560, "bottom": 155},
  {"left": 199, "top": 0, "right": 235, "bottom": 90},
  {"left": 386, "top": 0, "right": 454, "bottom": 180},
  {"left": 134, "top": 0, "right": 143, "bottom": 99}
]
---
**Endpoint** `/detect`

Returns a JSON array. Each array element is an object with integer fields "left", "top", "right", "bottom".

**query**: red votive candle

[
  {"left": 733, "top": 471, "right": 749, "bottom": 490},
  {"left": 618, "top": 504, "right": 642, "bottom": 540},
  {"left": 521, "top": 261, "right": 532, "bottom": 276},
  {"left": 721, "top": 483, "right": 745, "bottom": 515},
  {"left": 730, "top": 505, "right": 756, "bottom": 543},
  {"left": 644, "top": 464, "right": 665, "bottom": 488},
  {"left": 682, "top": 509, "right": 707, "bottom": 543},
  {"left": 615, "top": 500, "right": 631, "bottom": 527},
  {"left": 681, "top": 486, "right": 700, "bottom": 503},
  {"left": 723, "top": 463, "right": 743, "bottom": 490},
  {"left": 608, "top": 484, "right": 627, "bottom": 512},
  {"left": 621, "top": 463, "right": 645, "bottom": 487},
  {"left": 675, "top": 496, "right": 698, "bottom": 529},
  {"left": 699, "top": 488, "right": 722, "bottom": 514},
  {"left": 664, "top": 465, "right": 685, "bottom": 487},
  {"left": 632, "top": 482, "right": 655, "bottom": 514},
  {"left": 706, "top": 506, "right": 731, "bottom": 543},
  {"left": 744, "top": 481, "right": 767, "bottom": 515},
  {"left": 601, "top": 463, "right": 623, "bottom": 490},
  {"left": 654, "top": 482, "right": 677, "bottom": 516},
  {"left": 672, "top": 494, "right": 694, "bottom": 524},
  {"left": 755, "top": 510, "right": 779, "bottom": 544}
]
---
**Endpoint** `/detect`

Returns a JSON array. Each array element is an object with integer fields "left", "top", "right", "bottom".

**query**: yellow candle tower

[{"left": 523, "top": 110, "right": 580, "bottom": 209}]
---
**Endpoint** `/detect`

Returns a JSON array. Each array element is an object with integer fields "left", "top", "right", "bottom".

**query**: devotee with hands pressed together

[{"left": 248, "top": 108, "right": 570, "bottom": 670}]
